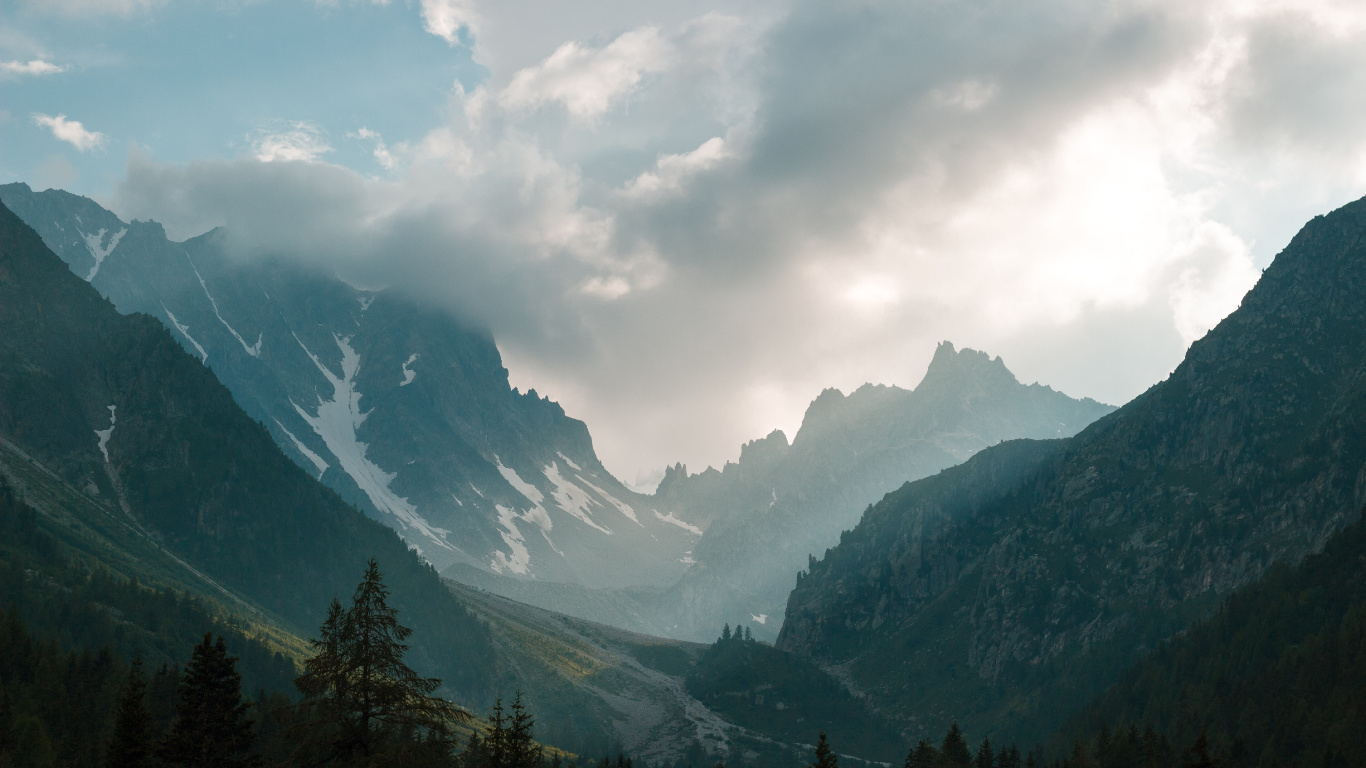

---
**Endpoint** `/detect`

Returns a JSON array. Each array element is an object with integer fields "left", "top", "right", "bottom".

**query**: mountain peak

[{"left": 917, "top": 340, "right": 1018, "bottom": 393}]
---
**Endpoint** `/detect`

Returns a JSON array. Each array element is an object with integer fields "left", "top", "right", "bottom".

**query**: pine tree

[
  {"left": 460, "top": 732, "right": 484, "bottom": 768},
  {"left": 810, "top": 731, "right": 839, "bottom": 768},
  {"left": 743, "top": 626, "right": 752, "bottom": 643},
  {"left": 507, "top": 692, "right": 542, "bottom": 768},
  {"left": 906, "top": 739, "right": 938, "bottom": 768},
  {"left": 722, "top": 624, "right": 731, "bottom": 641},
  {"left": 975, "top": 737, "right": 994, "bottom": 768},
  {"left": 941, "top": 723, "right": 971, "bottom": 768},
  {"left": 159, "top": 634, "right": 258, "bottom": 768},
  {"left": 997, "top": 745, "right": 1021, "bottom": 768},
  {"left": 1180, "top": 730, "right": 1216, "bottom": 768},
  {"left": 106, "top": 659, "right": 154, "bottom": 768},
  {"left": 294, "top": 559, "right": 468, "bottom": 762}
]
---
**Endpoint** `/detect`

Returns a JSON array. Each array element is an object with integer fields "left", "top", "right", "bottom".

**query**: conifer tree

[
  {"left": 975, "top": 737, "right": 994, "bottom": 768},
  {"left": 743, "top": 626, "right": 752, "bottom": 643},
  {"left": 106, "top": 659, "right": 154, "bottom": 768},
  {"left": 906, "top": 739, "right": 938, "bottom": 768},
  {"left": 294, "top": 559, "right": 468, "bottom": 762},
  {"left": 460, "top": 732, "right": 484, "bottom": 768},
  {"left": 722, "top": 624, "right": 731, "bottom": 641},
  {"left": 940, "top": 723, "right": 971, "bottom": 768},
  {"left": 508, "top": 692, "right": 542, "bottom": 768},
  {"left": 810, "top": 731, "right": 839, "bottom": 768},
  {"left": 997, "top": 745, "right": 1021, "bottom": 768},
  {"left": 159, "top": 634, "right": 258, "bottom": 768}
]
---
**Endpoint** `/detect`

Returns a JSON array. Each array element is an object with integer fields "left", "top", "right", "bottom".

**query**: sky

[{"left": 4, "top": 0, "right": 1366, "bottom": 487}]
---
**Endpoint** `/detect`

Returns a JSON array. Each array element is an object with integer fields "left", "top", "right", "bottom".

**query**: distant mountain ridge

[
  {"left": 0, "top": 182, "right": 699, "bottom": 590},
  {"left": 776, "top": 193, "right": 1366, "bottom": 743},
  {"left": 455, "top": 343, "right": 1114, "bottom": 642}
]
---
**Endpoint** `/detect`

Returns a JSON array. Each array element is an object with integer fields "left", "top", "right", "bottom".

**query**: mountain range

[
  {"left": 0, "top": 182, "right": 698, "bottom": 591},
  {"left": 777, "top": 192, "right": 1366, "bottom": 744}
]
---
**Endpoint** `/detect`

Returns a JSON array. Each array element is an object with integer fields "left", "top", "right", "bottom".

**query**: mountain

[
  {"left": 0, "top": 183, "right": 698, "bottom": 590},
  {"left": 644, "top": 344, "right": 1114, "bottom": 641},
  {"left": 1054, "top": 512, "right": 1366, "bottom": 767},
  {"left": 776, "top": 194, "right": 1366, "bottom": 743},
  {"left": 0, "top": 194, "right": 496, "bottom": 700}
]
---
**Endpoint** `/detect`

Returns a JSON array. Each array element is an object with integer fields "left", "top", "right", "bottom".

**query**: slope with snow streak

[
  {"left": 161, "top": 304, "right": 209, "bottom": 363},
  {"left": 80, "top": 227, "right": 125, "bottom": 281},
  {"left": 290, "top": 332, "right": 455, "bottom": 558},
  {"left": 544, "top": 461, "right": 613, "bottom": 534},
  {"left": 187, "top": 254, "right": 262, "bottom": 357},
  {"left": 492, "top": 459, "right": 558, "bottom": 575},
  {"left": 94, "top": 405, "right": 116, "bottom": 462}
]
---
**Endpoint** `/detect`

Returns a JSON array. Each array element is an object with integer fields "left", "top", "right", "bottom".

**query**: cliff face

[{"left": 776, "top": 194, "right": 1366, "bottom": 742}]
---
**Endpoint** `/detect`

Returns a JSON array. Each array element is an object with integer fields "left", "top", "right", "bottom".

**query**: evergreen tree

[
  {"left": 743, "top": 627, "right": 752, "bottom": 643},
  {"left": 106, "top": 659, "right": 154, "bottom": 768},
  {"left": 975, "top": 738, "right": 994, "bottom": 768},
  {"left": 460, "top": 732, "right": 484, "bottom": 768},
  {"left": 810, "top": 731, "right": 838, "bottom": 768},
  {"left": 906, "top": 739, "right": 937, "bottom": 768},
  {"left": 159, "top": 634, "right": 258, "bottom": 768},
  {"left": 997, "top": 745, "right": 1021, "bottom": 768},
  {"left": 940, "top": 723, "right": 971, "bottom": 768},
  {"left": 506, "top": 692, "right": 542, "bottom": 768},
  {"left": 722, "top": 625, "right": 731, "bottom": 641},
  {"left": 294, "top": 559, "right": 468, "bottom": 762}
]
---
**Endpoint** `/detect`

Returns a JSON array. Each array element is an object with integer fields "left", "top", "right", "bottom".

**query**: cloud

[
  {"left": 350, "top": 128, "right": 396, "bottom": 170},
  {"left": 251, "top": 122, "right": 333, "bottom": 163},
  {"left": 111, "top": 0, "right": 1366, "bottom": 481},
  {"left": 499, "top": 27, "right": 673, "bottom": 121},
  {"left": 1, "top": 60, "right": 64, "bottom": 76},
  {"left": 420, "top": 0, "right": 480, "bottom": 45},
  {"left": 620, "top": 137, "right": 732, "bottom": 199},
  {"left": 32, "top": 113, "right": 105, "bottom": 152}
]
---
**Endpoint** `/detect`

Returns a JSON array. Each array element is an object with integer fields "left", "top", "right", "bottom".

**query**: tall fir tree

[
  {"left": 940, "top": 723, "right": 972, "bottom": 768},
  {"left": 906, "top": 739, "right": 938, "bottom": 768},
  {"left": 975, "top": 738, "right": 994, "bottom": 768},
  {"left": 159, "top": 634, "right": 258, "bottom": 768},
  {"left": 294, "top": 559, "right": 468, "bottom": 762},
  {"left": 810, "top": 731, "right": 839, "bottom": 768},
  {"left": 106, "top": 659, "right": 154, "bottom": 768}
]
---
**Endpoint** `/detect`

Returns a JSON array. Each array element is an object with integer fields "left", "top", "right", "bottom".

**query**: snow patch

[
  {"left": 80, "top": 227, "right": 125, "bottom": 281},
  {"left": 290, "top": 332, "right": 454, "bottom": 556},
  {"left": 556, "top": 451, "right": 582, "bottom": 471},
  {"left": 653, "top": 508, "right": 703, "bottom": 536},
  {"left": 94, "top": 405, "right": 116, "bottom": 462},
  {"left": 680, "top": 550, "right": 696, "bottom": 565},
  {"left": 187, "top": 254, "right": 262, "bottom": 357},
  {"left": 471, "top": 483, "right": 484, "bottom": 498},
  {"left": 750, "top": 613, "right": 768, "bottom": 625},
  {"left": 358, "top": 295, "right": 375, "bottom": 311},
  {"left": 162, "top": 304, "right": 208, "bottom": 362},
  {"left": 577, "top": 475, "right": 639, "bottom": 524},
  {"left": 544, "top": 462, "right": 612, "bottom": 534},
  {"left": 274, "top": 419, "right": 329, "bottom": 479},
  {"left": 400, "top": 353, "right": 419, "bottom": 386},
  {"left": 491, "top": 504, "right": 532, "bottom": 575},
  {"left": 450, "top": 493, "right": 463, "bottom": 507}
]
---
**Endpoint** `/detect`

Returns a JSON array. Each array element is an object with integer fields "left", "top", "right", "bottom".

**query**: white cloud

[
  {"left": 620, "top": 136, "right": 731, "bottom": 199},
  {"left": 1, "top": 60, "right": 65, "bottom": 76},
  {"left": 420, "top": 0, "right": 480, "bottom": 45},
  {"left": 111, "top": 0, "right": 1366, "bottom": 482},
  {"left": 32, "top": 113, "right": 105, "bottom": 152},
  {"left": 252, "top": 122, "right": 333, "bottom": 163},
  {"left": 499, "top": 27, "right": 673, "bottom": 121},
  {"left": 350, "top": 128, "right": 396, "bottom": 170}
]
